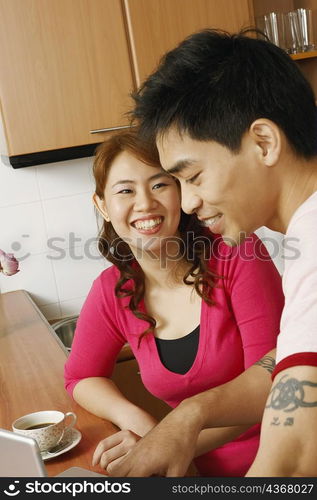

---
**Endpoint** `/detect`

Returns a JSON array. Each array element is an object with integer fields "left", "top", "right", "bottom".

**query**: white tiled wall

[{"left": 0, "top": 156, "right": 109, "bottom": 320}]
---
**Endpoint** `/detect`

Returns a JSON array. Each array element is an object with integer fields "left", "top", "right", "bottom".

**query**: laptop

[{"left": 0, "top": 428, "right": 104, "bottom": 477}]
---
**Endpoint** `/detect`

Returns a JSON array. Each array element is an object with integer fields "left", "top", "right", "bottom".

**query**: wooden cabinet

[
  {"left": 0, "top": 0, "right": 135, "bottom": 165},
  {"left": 124, "top": 0, "right": 253, "bottom": 86},
  {"left": 125, "top": 0, "right": 316, "bottom": 96},
  {"left": 0, "top": 0, "right": 315, "bottom": 168},
  {"left": 0, "top": 0, "right": 254, "bottom": 168}
]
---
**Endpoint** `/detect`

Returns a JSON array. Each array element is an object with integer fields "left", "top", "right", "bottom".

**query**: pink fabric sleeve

[
  {"left": 222, "top": 234, "right": 284, "bottom": 369},
  {"left": 64, "top": 272, "right": 126, "bottom": 397}
]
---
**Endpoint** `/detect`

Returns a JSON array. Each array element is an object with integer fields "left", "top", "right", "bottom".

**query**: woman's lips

[{"left": 131, "top": 216, "right": 164, "bottom": 234}]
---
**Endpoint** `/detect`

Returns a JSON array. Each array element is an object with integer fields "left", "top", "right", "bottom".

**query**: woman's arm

[
  {"left": 64, "top": 272, "right": 158, "bottom": 436},
  {"left": 73, "top": 376, "right": 157, "bottom": 436}
]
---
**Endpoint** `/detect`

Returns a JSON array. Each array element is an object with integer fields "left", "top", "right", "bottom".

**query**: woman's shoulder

[
  {"left": 208, "top": 233, "right": 271, "bottom": 270},
  {"left": 98, "top": 263, "right": 120, "bottom": 282},
  {"left": 91, "top": 264, "right": 120, "bottom": 298}
]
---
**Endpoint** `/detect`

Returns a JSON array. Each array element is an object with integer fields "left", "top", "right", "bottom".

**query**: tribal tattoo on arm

[
  {"left": 266, "top": 374, "right": 317, "bottom": 426},
  {"left": 254, "top": 355, "right": 276, "bottom": 374},
  {"left": 266, "top": 375, "right": 317, "bottom": 412}
]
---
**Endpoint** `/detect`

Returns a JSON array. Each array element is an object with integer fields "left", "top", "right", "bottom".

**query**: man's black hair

[{"left": 130, "top": 28, "right": 317, "bottom": 158}]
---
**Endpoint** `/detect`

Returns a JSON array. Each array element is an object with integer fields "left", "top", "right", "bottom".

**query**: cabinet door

[
  {"left": 0, "top": 0, "right": 135, "bottom": 156},
  {"left": 111, "top": 358, "right": 171, "bottom": 422},
  {"left": 111, "top": 358, "right": 198, "bottom": 475},
  {"left": 124, "top": 0, "right": 253, "bottom": 85}
]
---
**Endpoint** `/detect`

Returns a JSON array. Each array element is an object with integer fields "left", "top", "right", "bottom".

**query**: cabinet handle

[{"left": 89, "top": 125, "right": 132, "bottom": 134}]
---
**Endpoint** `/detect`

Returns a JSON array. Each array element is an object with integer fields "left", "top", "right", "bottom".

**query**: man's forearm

[
  {"left": 180, "top": 350, "right": 276, "bottom": 430},
  {"left": 109, "top": 350, "right": 276, "bottom": 477},
  {"left": 195, "top": 425, "right": 251, "bottom": 457}
]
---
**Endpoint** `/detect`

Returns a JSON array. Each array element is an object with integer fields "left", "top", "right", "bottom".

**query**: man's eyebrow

[
  {"left": 166, "top": 159, "right": 197, "bottom": 175},
  {"left": 111, "top": 172, "right": 171, "bottom": 188}
]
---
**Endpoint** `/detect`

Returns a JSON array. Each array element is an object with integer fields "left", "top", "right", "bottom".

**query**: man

[{"left": 108, "top": 29, "right": 317, "bottom": 477}]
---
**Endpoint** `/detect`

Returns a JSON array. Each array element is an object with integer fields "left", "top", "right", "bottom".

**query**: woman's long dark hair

[{"left": 93, "top": 129, "right": 218, "bottom": 346}]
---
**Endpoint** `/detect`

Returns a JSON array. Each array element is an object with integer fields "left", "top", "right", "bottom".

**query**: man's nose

[{"left": 181, "top": 187, "right": 201, "bottom": 215}]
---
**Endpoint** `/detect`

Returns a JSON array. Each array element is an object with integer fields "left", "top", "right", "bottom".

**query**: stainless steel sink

[
  {"left": 52, "top": 314, "right": 133, "bottom": 361},
  {"left": 51, "top": 315, "right": 78, "bottom": 352}
]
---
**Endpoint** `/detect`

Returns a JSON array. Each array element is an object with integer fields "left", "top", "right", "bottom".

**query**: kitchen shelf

[{"left": 291, "top": 50, "right": 317, "bottom": 61}]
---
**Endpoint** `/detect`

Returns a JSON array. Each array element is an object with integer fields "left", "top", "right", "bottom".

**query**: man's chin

[{"left": 221, "top": 230, "right": 248, "bottom": 247}]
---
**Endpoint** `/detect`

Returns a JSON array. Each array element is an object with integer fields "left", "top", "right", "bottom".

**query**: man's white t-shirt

[{"left": 275, "top": 190, "right": 317, "bottom": 372}]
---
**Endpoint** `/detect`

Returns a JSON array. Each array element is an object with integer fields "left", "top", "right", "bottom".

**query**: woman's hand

[{"left": 92, "top": 429, "right": 141, "bottom": 473}]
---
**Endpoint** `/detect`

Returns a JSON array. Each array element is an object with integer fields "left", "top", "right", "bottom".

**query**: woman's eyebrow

[
  {"left": 111, "top": 172, "right": 171, "bottom": 188},
  {"left": 111, "top": 179, "right": 134, "bottom": 188},
  {"left": 148, "top": 172, "right": 173, "bottom": 181}
]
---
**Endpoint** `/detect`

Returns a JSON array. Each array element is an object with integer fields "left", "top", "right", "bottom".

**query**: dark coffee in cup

[
  {"left": 25, "top": 423, "right": 54, "bottom": 430},
  {"left": 12, "top": 410, "right": 77, "bottom": 451}
]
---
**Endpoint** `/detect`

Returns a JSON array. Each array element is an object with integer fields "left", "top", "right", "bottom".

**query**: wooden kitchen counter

[{"left": 0, "top": 290, "right": 117, "bottom": 477}]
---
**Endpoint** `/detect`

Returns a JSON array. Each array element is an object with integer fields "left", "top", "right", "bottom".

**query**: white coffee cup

[{"left": 12, "top": 410, "right": 77, "bottom": 452}]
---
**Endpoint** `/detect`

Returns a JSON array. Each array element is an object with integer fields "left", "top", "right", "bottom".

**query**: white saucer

[{"left": 41, "top": 428, "right": 82, "bottom": 461}]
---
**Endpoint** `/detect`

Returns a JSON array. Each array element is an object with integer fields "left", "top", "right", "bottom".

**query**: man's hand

[
  {"left": 108, "top": 400, "right": 203, "bottom": 477},
  {"left": 92, "top": 429, "right": 141, "bottom": 473}
]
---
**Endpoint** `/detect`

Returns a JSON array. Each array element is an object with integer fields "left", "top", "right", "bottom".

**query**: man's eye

[{"left": 186, "top": 173, "right": 200, "bottom": 184}]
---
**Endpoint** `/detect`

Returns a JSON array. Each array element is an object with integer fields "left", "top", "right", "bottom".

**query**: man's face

[{"left": 157, "top": 127, "right": 275, "bottom": 246}]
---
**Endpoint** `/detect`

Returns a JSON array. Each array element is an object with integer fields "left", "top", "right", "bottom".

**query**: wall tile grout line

[{"left": 34, "top": 166, "right": 62, "bottom": 318}]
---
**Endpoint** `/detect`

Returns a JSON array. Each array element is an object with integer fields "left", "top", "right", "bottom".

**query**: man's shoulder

[{"left": 287, "top": 190, "right": 317, "bottom": 236}]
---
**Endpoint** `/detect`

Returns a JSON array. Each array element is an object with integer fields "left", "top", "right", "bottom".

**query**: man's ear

[
  {"left": 92, "top": 193, "right": 110, "bottom": 222},
  {"left": 249, "top": 119, "right": 281, "bottom": 166}
]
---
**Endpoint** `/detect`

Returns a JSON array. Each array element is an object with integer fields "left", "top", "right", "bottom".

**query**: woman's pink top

[{"left": 64, "top": 234, "right": 284, "bottom": 476}]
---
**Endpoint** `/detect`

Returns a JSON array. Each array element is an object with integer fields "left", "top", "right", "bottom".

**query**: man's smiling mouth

[{"left": 198, "top": 214, "right": 223, "bottom": 227}]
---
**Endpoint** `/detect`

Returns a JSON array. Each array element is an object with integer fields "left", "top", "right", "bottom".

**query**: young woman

[{"left": 64, "top": 130, "right": 284, "bottom": 477}]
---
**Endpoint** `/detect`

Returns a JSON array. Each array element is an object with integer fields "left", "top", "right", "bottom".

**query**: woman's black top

[{"left": 154, "top": 325, "right": 200, "bottom": 375}]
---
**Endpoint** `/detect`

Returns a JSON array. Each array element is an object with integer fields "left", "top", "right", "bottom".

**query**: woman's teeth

[
  {"left": 200, "top": 214, "right": 222, "bottom": 227},
  {"left": 134, "top": 217, "right": 163, "bottom": 230}
]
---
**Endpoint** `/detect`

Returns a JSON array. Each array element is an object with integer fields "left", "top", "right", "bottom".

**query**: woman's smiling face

[{"left": 95, "top": 151, "right": 182, "bottom": 256}]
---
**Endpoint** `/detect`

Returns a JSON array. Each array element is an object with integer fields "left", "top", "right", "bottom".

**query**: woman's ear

[
  {"left": 249, "top": 119, "right": 281, "bottom": 166},
  {"left": 92, "top": 193, "right": 110, "bottom": 222}
]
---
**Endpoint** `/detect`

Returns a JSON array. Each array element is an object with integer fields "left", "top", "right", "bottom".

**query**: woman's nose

[{"left": 134, "top": 190, "right": 158, "bottom": 211}]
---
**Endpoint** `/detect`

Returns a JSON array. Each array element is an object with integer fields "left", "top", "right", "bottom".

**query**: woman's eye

[
  {"left": 117, "top": 188, "right": 132, "bottom": 194},
  {"left": 152, "top": 182, "right": 167, "bottom": 190}
]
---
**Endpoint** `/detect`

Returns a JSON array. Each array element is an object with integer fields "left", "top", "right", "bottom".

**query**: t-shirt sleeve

[
  {"left": 222, "top": 234, "right": 284, "bottom": 369},
  {"left": 64, "top": 271, "right": 126, "bottom": 397},
  {"left": 274, "top": 210, "right": 317, "bottom": 376}
]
